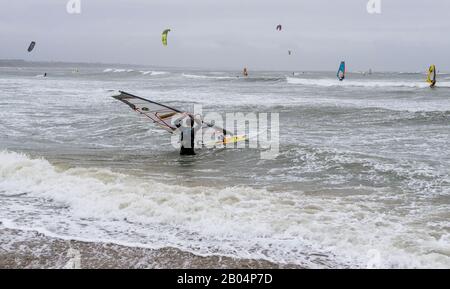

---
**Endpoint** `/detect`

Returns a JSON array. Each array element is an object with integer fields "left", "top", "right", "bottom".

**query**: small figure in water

[
  {"left": 44, "top": 73, "right": 47, "bottom": 77},
  {"left": 175, "top": 116, "right": 199, "bottom": 155},
  {"left": 243, "top": 67, "right": 248, "bottom": 77}
]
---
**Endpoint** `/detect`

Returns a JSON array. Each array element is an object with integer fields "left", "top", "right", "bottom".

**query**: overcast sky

[{"left": 1, "top": 0, "right": 449, "bottom": 71}]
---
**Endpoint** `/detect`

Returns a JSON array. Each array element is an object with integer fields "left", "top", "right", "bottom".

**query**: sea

[{"left": 0, "top": 61, "right": 449, "bottom": 268}]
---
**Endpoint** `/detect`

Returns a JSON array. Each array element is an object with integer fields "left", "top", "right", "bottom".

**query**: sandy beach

[{"left": 0, "top": 226, "right": 302, "bottom": 269}]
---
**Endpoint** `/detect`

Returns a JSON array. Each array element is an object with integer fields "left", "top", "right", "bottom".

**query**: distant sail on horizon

[{"left": 337, "top": 61, "right": 345, "bottom": 81}]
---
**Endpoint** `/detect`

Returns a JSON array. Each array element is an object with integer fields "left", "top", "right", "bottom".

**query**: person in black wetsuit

[{"left": 176, "top": 116, "right": 196, "bottom": 155}]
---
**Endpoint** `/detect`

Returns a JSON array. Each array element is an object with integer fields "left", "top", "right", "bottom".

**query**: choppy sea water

[{"left": 0, "top": 63, "right": 449, "bottom": 268}]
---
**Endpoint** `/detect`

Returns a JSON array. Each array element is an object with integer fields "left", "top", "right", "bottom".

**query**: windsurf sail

[
  {"left": 162, "top": 29, "right": 171, "bottom": 46},
  {"left": 27, "top": 41, "right": 36, "bottom": 52},
  {"left": 427, "top": 64, "right": 436, "bottom": 87},
  {"left": 276, "top": 25, "right": 282, "bottom": 31},
  {"left": 337, "top": 61, "right": 345, "bottom": 81},
  {"left": 112, "top": 91, "right": 233, "bottom": 139}
]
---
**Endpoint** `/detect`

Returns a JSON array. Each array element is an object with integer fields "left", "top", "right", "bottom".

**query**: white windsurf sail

[
  {"left": 112, "top": 91, "right": 188, "bottom": 133},
  {"left": 112, "top": 91, "right": 234, "bottom": 141}
]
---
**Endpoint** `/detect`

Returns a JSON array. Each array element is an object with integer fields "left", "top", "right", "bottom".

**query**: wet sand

[{"left": 0, "top": 228, "right": 301, "bottom": 269}]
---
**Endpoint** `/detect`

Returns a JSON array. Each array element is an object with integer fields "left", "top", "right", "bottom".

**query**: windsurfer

[
  {"left": 428, "top": 65, "right": 437, "bottom": 88},
  {"left": 176, "top": 115, "right": 197, "bottom": 155},
  {"left": 243, "top": 67, "right": 248, "bottom": 77}
]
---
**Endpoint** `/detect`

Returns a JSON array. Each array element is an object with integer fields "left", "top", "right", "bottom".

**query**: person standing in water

[
  {"left": 175, "top": 115, "right": 197, "bottom": 155},
  {"left": 243, "top": 67, "right": 248, "bottom": 77}
]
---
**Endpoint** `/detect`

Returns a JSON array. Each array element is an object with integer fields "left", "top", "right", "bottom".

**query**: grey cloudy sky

[{"left": 1, "top": 0, "right": 449, "bottom": 71}]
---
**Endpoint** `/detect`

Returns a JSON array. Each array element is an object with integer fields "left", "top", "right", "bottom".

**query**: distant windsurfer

[
  {"left": 427, "top": 65, "right": 437, "bottom": 88},
  {"left": 243, "top": 67, "right": 248, "bottom": 77},
  {"left": 44, "top": 73, "right": 47, "bottom": 77},
  {"left": 337, "top": 61, "right": 346, "bottom": 81}
]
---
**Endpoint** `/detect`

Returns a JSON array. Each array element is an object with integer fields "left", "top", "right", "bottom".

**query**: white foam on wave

[
  {"left": 140, "top": 71, "right": 168, "bottom": 76},
  {"left": 151, "top": 71, "right": 168, "bottom": 76},
  {"left": 182, "top": 73, "right": 236, "bottom": 80},
  {"left": 287, "top": 77, "right": 450, "bottom": 88},
  {"left": 104, "top": 69, "right": 168, "bottom": 75},
  {"left": 103, "top": 68, "right": 138, "bottom": 73},
  {"left": 0, "top": 150, "right": 448, "bottom": 268}
]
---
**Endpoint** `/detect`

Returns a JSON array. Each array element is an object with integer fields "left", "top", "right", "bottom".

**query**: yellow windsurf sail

[{"left": 427, "top": 65, "right": 436, "bottom": 87}]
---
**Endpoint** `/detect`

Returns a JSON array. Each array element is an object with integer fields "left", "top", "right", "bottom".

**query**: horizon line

[{"left": 0, "top": 59, "right": 446, "bottom": 74}]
